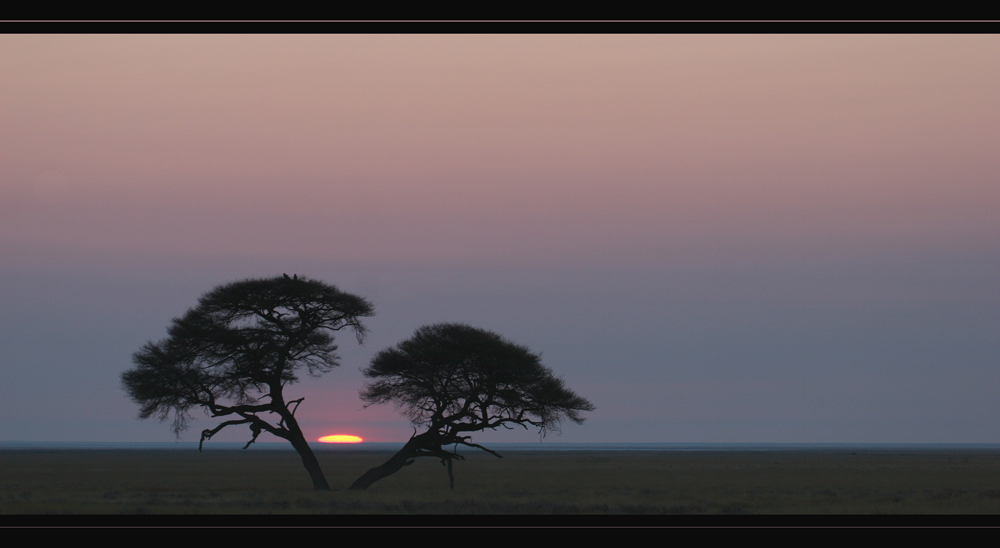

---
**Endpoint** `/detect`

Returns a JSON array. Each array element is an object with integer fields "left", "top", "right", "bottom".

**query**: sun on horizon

[{"left": 318, "top": 434, "right": 364, "bottom": 444}]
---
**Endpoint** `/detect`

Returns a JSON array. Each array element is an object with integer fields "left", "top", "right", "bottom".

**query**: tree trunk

[
  {"left": 348, "top": 438, "right": 419, "bottom": 491},
  {"left": 290, "top": 435, "right": 331, "bottom": 491},
  {"left": 281, "top": 410, "right": 331, "bottom": 491}
]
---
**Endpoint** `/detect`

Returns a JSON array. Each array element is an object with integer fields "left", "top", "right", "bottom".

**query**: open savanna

[{"left": 4, "top": 448, "right": 1000, "bottom": 516}]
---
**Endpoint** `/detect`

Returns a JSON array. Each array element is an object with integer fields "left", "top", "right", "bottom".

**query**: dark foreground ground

[{"left": 3, "top": 448, "right": 1000, "bottom": 522}]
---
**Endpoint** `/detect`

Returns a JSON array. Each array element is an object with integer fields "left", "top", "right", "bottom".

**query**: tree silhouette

[
  {"left": 349, "top": 323, "right": 594, "bottom": 491},
  {"left": 122, "top": 275, "right": 374, "bottom": 490}
]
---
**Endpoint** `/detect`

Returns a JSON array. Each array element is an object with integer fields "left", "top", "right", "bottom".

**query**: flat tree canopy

[
  {"left": 121, "top": 274, "right": 374, "bottom": 490},
  {"left": 350, "top": 323, "right": 594, "bottom": 491}
]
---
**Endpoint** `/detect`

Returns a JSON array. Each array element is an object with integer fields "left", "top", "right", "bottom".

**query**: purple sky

[{"left": 2, "top": 34, "right": 998, "bottom": 445}]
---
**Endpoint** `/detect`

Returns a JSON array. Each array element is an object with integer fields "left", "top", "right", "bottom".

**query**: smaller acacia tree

[
  {"left": 349, "top": 323, "right": 594, "bottom": 491},
  {"left": 121, "top": 275, "right": 374, "bottom": 490}
]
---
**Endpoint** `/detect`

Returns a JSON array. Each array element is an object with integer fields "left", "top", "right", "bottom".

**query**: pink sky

[
  {"left": 5, "top": 35, "right": 997, "bottom": 264},
  {"left": 2, "top": 34, "right": 998, "bottom": 444}
]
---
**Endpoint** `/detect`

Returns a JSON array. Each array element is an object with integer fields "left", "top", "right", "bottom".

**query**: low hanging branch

[
  {"left": 349, "top": 323, "right": 594, "bottom": 491},
  {"left": 200, "top": 418, "right": 252, "bottom": 451}
]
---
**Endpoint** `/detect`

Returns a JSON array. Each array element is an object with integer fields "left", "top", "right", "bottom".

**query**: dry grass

[{"left": 3, "top": 448, "right": 1000, "bottom": 517}]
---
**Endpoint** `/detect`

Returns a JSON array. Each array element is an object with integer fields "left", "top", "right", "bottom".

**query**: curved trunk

[
  {"left": 348, "top": 431, "right": 480, "bottom": 491},
  {"left": 348, "top": 437, "right": 421, "bottom": 491}
]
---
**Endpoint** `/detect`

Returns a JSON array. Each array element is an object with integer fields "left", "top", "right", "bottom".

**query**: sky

[{"left": 1, "top": 33, "right": 998, "bottom": 445}]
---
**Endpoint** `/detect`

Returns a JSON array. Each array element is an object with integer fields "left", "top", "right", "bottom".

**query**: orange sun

[{"left": 318, "top": 434, "right": 363, "bottom": 443}]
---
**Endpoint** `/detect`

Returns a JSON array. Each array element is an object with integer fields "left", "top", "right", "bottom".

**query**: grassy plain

[{"left": 3, "top": 448, "right": 1000, "bottom": 518}]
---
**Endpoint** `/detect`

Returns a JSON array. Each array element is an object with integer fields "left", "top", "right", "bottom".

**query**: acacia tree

[
  {"left": 121, "top": 274, "right": 374, "bottom": 491},
  {"left": 349, "top": 323, "right": 594, "bottom": 491}
]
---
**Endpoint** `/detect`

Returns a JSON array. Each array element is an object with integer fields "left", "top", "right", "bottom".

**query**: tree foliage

[
  {"left": 121, "top": 274, "right": 374, "bottom": 490},
  {"left": 350, "top": 323, "right": 593, "bottom": 491}
]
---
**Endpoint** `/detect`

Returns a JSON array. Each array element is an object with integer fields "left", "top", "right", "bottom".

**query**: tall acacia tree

[
  {"left": 349, "top": 323, "right": 594, "bottom": 491},
  {"left": 122, "top": 274, "right": 374, "bottom": 490}
]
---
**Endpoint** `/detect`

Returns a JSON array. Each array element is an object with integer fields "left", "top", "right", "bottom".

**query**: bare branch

[
  {"left": 286, "top": 398, "right": 305, "bottom": 417},
  {"left": 454, "top": 438, "right": 503, "bottom": 459}
]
